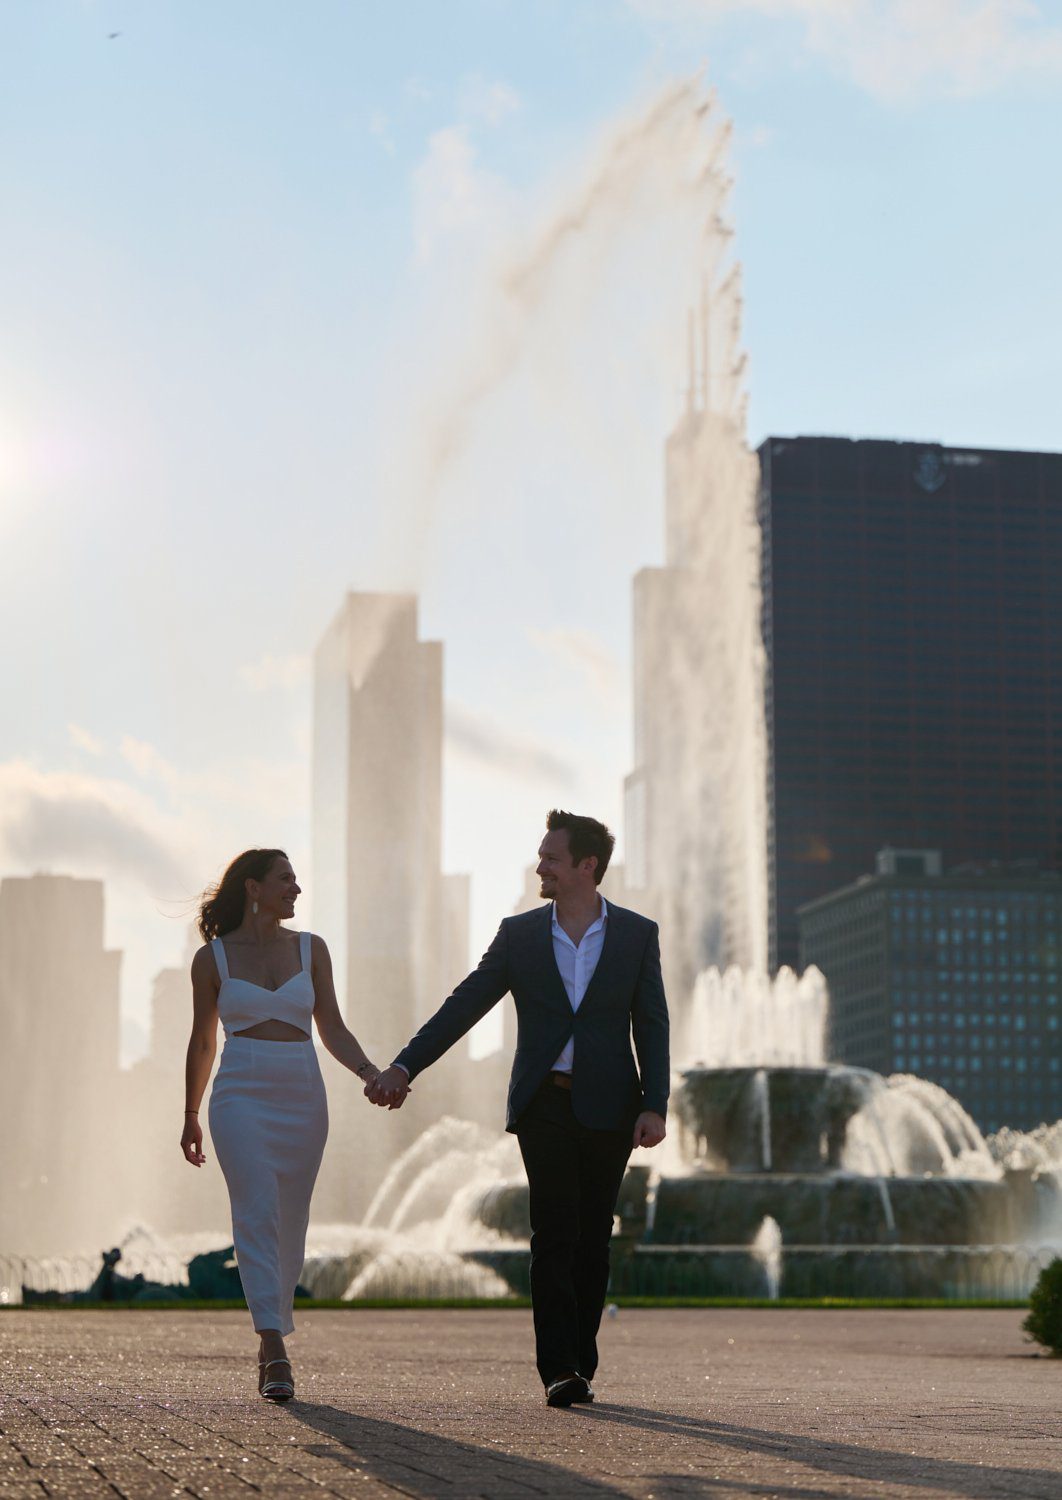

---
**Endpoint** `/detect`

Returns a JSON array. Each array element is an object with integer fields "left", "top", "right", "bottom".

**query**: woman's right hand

[{"left": 181, "top": 1115, "right": 206, "bottom": 1167}]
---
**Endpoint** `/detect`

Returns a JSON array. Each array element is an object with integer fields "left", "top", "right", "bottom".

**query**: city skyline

[
  {"left": 761, "top": 436, "right": 1062, "bottom": 970},
  {"left": 3, "top": 4, "right": 1062, "bottom": 1049}
]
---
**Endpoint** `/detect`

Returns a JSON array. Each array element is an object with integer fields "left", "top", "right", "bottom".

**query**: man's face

[{"left": 537, "top": 829, "right": 593, "bottom": 901}]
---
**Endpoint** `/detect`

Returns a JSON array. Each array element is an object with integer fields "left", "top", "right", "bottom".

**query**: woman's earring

[{"left": 252, "top": 900, "right": 259, "bottom": 916}]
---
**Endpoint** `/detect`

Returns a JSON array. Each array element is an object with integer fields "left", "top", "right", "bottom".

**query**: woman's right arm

[{"left": 181, "top": 945, "right": 219, "bottom": 1167}]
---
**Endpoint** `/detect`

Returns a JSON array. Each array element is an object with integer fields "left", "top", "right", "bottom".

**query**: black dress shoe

[
  {"left": 546, "top": 1374, "right": 591, "bottom": 1407},
  {"left": 571, "top": 1381, "right": 594, "bottom": 1404}
]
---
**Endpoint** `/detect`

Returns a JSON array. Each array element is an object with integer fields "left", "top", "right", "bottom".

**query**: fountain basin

[
  {"left": 650, "top": 1173, "right": 1018, "bottom": 1247},
  {"left": 468, "top": 1169, "right": 1029, "bottom": 1250},
  {"left": 676, "top": 1065, "right": 886, "bottom": 1173},
  {"left": 464, "top": 1242, "right": 1058, "bottom": 1301}
]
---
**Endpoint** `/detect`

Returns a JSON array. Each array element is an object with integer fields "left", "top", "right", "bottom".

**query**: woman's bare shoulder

[{"left": 190, "top": 941, "right": 218, "bottom": 977}]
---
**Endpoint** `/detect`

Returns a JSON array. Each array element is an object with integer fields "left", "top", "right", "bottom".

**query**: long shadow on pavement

[
  {"left": 290, "top": 1400, "right": 633, "bottom": 1497},
  {"left": 580, "top": 1404, "right": 1061, "bottom": 1499}
]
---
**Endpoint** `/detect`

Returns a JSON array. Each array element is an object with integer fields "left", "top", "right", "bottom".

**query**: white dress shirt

[{"left": 551, "top": 896, "right": 608, "bottom": 1074}]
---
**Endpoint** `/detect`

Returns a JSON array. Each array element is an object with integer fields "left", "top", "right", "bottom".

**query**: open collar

[{"left": 550, "top": 895, "right": 609, "bottom": 950}]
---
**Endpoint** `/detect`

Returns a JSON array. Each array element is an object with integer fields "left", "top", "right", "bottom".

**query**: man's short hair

[{"left": 546, "top": 809, "right": 615, "bottom": 885}]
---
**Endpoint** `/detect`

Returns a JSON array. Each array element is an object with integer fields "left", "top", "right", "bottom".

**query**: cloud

[
  {"left": 0, "top": 739, "right": 310, "bottom": 919},
  {"left": 411, "top": 124, "right": 512, "bottom": 264},
  {"left": 68, "top": 722, "right": 104, "bottom": 756},
  {"left": 120, "top": 735, "right": 174, "bottom": 784},
  {"left": 239, "top": 651, "right": 310, "bottom": 692},
  {"left": 406, "top": 75, "right": 520, "bottom": 264},
  {"left": 0, "top": 760, "right": 193, "bottom": 896},
  {"left": 628, "top": 0, "right": 1062, "bottom": 100},
  {"left": 445, "top": 702, "right": 579, "bottom": 787},
  {"left": 458, "top": 75, "right": 522, "bottom": 126},
  {"left": 743, "top": 123, "right": 776, "bottom": 149},
  {"left": 369, "top": 109, "right": 397, "bottom": 156},
  {"left": 117, "top": 733, "right": 305, "bottom": 817},
  {"left": 527, "top": 627, "right": 626, "bottom": 706},
  {"left": 404, "top": 76, "right": 433, "bottom": 103}
]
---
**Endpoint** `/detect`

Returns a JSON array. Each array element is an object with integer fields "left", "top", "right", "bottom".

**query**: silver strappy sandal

[{"left": 259, "top": 1357, "right": 294, "bottom": 1402}]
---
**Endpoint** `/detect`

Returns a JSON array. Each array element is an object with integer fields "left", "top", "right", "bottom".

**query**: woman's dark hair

[
  {"left": 198, "top": 848, "right": 288, "bottom": 940},
  {"left": 546, "top": 809, "right": 614, "bottom": 885}
]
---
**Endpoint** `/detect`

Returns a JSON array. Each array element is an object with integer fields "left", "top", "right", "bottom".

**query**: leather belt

[{"left": 550, "top": 1071, "right": 573, "bottom": 1091}]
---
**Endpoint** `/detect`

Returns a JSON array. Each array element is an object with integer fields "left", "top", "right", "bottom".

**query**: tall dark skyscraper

[{"left": 761, "top": 437, "right": 1062, "bottom": 970}]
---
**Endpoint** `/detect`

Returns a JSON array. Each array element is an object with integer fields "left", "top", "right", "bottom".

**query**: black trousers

[{"left": 516, "top": 1076, "right": 633, "bottom": 1386}]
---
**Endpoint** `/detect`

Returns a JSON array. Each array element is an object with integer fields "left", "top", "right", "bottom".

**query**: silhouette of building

[
  {"left": 311, "top": 592, "right": 475, "bottom": 1208},
  {"left": 313, "top": 593, "right": 458, "bottom": 1048},
  {"left": 798, "top": 849, "right": 1062, "bottom": 1133},
  {"left": 624, "top": 311, "right": 766, "bottom": 1005},
  {"left": 761, "top": 437, "right": 1062, "bottom": 971},
  {"left": 117, "top": 929, "right": 232, "bottom": 1237},
  {"left": 0, "top": 875, "right": 122, "bottom": 1252}
]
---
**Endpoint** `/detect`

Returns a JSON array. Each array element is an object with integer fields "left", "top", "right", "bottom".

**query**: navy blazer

[{"left": 393, "top": 901, "right": 670, "bottom": 1132}]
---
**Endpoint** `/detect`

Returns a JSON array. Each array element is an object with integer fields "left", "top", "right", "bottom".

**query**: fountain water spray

[
  {"left": 751, "top": 1216, "right": 782, "bottom": 1299},
  {"left": 683, "top": 965, "right": 829, "bottom": 1069}
]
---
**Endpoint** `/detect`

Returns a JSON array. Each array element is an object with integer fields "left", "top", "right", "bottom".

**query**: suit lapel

[
  {"left": 571, "top": 901, "right": 623, "bottom": 1016},
  {"left": 537, "top": 903, "right": 577, "bottom": 1015}
]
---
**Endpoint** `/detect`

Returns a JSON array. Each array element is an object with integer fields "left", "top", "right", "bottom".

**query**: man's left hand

[
  {"left": 632, "top": 1111, "right": 666, "bottom": 1149},
  {"left": 367, "top": 1066, "right": 410, "bottom": 1109}
]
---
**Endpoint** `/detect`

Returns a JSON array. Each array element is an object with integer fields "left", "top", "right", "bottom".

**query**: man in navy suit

[{"left": 369, "top": 809, "right": 670, "bottom": 1406}]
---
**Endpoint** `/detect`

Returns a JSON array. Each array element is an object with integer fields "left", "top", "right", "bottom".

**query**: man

[{"left": 369, "top": 809, "right": 669, "bottom": 1407}]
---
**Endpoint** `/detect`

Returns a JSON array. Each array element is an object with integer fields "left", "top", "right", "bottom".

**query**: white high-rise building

[
  {"left": 0, "top": 875, "right": 122, "bottom": 1252},
  {"left": 313, "top": 593, "right": 459, "bottom": 1051},
  {"left": 624, "top": 292, "right": 768, "bottom": 1008},
  {"left": 312, "top": 593, "right": 484, "bottom": 1207}
]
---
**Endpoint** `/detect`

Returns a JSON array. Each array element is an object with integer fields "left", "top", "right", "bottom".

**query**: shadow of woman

[
  {"left": 288, "top": 1399, "right": 632, "bottom": 1497},
  {"left": 579, "top": 1404, "right": 1061, "bottom": 1499}
]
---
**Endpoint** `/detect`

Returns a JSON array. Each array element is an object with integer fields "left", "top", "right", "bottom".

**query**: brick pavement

[{"left": 0, "top": 1309, "right": 1059, "bottom": 1499}]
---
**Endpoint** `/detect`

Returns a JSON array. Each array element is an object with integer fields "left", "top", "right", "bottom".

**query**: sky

[{"left": 2, "top": 0, "right": 1061, "bottom": 1060}]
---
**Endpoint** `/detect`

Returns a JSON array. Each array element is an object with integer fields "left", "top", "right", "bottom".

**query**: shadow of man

[
  {"left": 290, "top": 1400, "right": 631, "bottom": 1497},
  {"left": 580, "top": 1404, "right": 1061, "bottom": 1499}
]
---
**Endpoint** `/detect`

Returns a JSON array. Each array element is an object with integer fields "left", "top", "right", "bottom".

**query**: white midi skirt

[{"left": 209, "top": 1036, "right": 328, "bottom": 1335}]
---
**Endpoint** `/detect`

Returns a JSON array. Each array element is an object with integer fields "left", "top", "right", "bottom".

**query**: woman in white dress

[{"left": 181, "top": 848, "right": 381, "bottom": 1400}]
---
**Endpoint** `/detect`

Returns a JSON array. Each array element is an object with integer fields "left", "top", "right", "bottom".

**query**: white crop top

[{"left": 213, "top": 930, "right": 316, "bottom": 1037}]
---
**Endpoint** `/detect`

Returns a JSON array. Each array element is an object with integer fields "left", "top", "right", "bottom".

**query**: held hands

[
  {"left": 181, "top": 1115, "right": 206, "bottom": 1167},
  {"left": 366, "top": 1065, "right": 411, "bottom": 1110},
  {"left": 632, "top": 1110, "right": 666, "bottom": 1150}
]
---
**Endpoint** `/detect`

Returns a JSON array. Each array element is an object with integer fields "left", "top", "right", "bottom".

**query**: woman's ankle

[{"left": 257, "top": 1329, "right": 287, "bottom": 1363}]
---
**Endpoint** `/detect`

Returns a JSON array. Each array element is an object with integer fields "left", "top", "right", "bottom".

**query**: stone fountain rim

[{"left": 678, "top": 1063, "right": 883, "bottom": 1081}]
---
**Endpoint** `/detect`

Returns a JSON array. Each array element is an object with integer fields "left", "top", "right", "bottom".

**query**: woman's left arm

[{"left": 310, "top": 934, "right": 380, "bottom": 1086}]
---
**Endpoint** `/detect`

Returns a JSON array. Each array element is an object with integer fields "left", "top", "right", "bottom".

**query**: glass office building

[
  {"left": 798, "top": 849, "right": 1062, "bottom": 1133},
  {"left": 760, "top": 437, "right": 1062, "bottom": 971}
]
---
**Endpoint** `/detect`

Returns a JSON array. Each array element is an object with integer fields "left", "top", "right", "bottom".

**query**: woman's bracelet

[
  {"left": 184, "top": 1109, "right": 199, "bottom": 1115},
  {"left": 355, "top": 1061, "right": 377, "bottom": 1078}
]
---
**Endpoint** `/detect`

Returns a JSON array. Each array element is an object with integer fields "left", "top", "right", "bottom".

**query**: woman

[{"left": 181, "top": 848, "right": 380, "bottom": 1400}]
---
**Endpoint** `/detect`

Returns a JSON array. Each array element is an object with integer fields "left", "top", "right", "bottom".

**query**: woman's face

[{"left": 249, "top": 857, "right": 301, "bottom": 920}]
